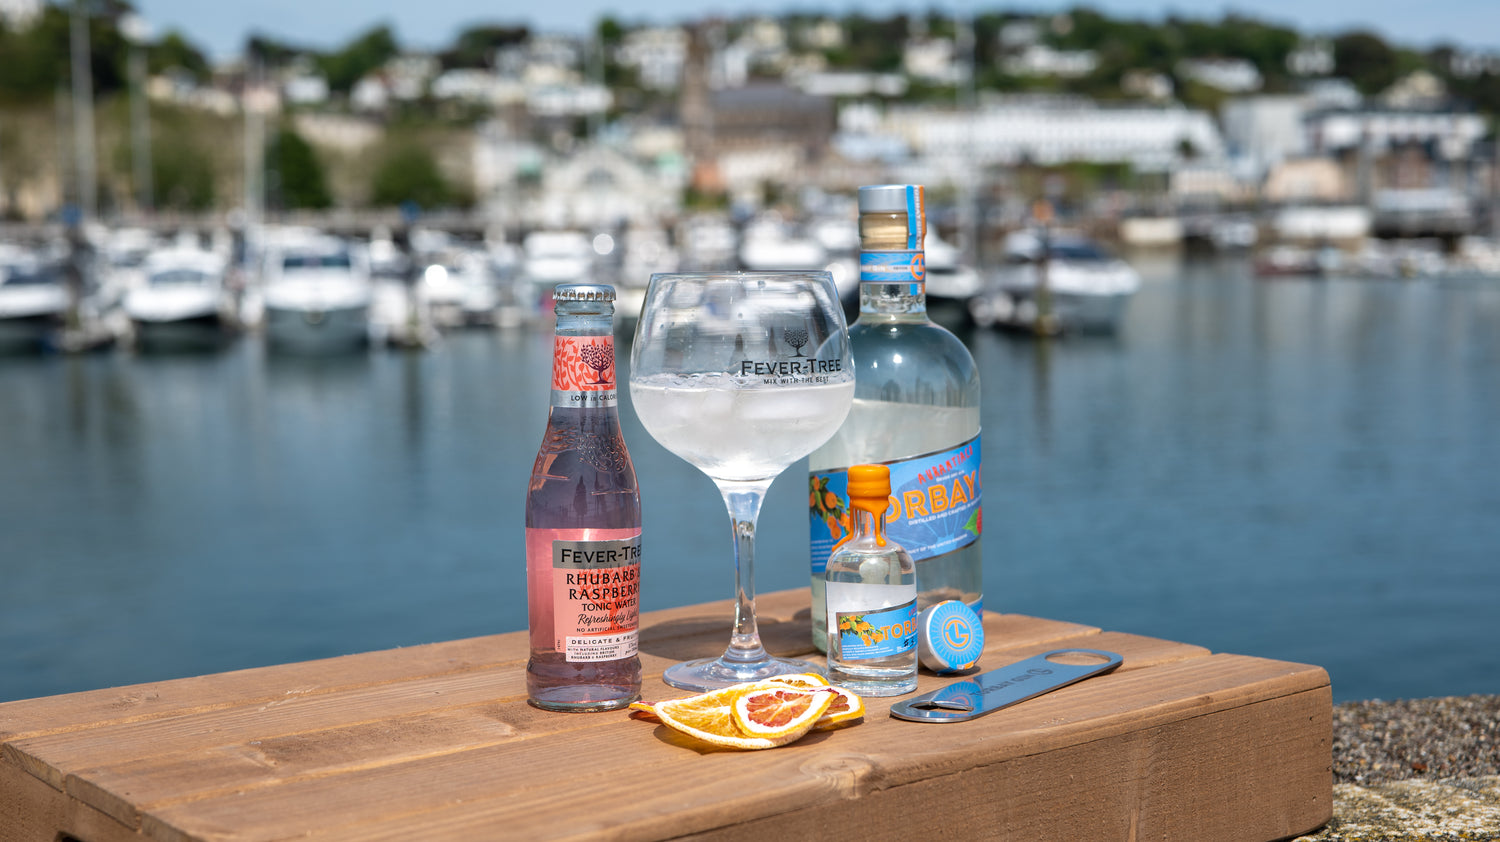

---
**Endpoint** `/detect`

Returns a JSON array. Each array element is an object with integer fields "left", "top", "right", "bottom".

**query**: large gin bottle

[
  {"left": 808, "top": 184, "right": 982, "bottom": 652},
  {"left": 525, "top": 284, "right": 642, "bottom": 711}
]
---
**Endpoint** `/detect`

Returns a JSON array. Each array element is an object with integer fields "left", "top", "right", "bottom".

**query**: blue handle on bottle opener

[{"left": 889, "top": 648, "right": 1124, "bottom": 723}]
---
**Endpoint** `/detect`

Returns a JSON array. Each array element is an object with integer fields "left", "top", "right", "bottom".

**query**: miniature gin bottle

[{"left": 825, "top": 464, "right": 918, "bottom": 696}]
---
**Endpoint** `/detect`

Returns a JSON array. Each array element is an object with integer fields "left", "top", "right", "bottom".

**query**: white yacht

[
  {"left": 615, "top": 226, "right": 679, "bottom": 322},
  {"left": 738, "top": 216, "right": 827, "bottom": 271},
  {"left": 923, "top": 233, "right": 985, "bottom": 319},
  {"left": 0, "top": 244, "right": 67, "bottom": 351},
  {"left": 422, "top": 248, "right": 500, "bottom": 327},
  {"left": 972, "top": 229, "right": 1141, "bottom": 333},
  {"left": 518, "top": 231, "right": 594, "bottom": 311},
  {"left": 260, "top": 234, "right": 372, "bottom": 353},
  {"left": 123, "top": 247, "right": 235, "bottom": 348}
]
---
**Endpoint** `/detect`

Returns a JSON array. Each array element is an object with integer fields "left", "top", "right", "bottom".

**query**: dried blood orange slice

[
  {"left": 731, "top": 687, "right": 837, "bottom": 739},
  {"left": 643, "top": 685, "right": 792, "bottom": 750},
  {"left": 761, "top": 672, "right": 829, "bottom": 689},
  {"left": 810, "top": 685, "right": 865, "bottom": 731}
]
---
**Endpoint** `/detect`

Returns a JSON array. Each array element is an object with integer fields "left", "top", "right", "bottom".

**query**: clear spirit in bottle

[
  {"left": 808, "top": 184, "right": 982, "bottom": 653},
  {"left": 825, "top": 464, "right": 918, "bottom": 696}
]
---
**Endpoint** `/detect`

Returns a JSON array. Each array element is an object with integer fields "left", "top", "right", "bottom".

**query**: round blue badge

[{"left": 917, "top": 600, "right": 984, "bottom": 673}]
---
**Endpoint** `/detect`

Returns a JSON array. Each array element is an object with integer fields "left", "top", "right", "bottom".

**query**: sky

[{"left": 130, "top": 0, "right": 1500, "bottom": 61}]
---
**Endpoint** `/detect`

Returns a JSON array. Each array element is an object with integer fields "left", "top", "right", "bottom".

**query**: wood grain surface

[{"left": 0, "top": 589, "right": 1332, "bottom": 842}]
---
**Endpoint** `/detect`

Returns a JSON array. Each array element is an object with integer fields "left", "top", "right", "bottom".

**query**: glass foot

[{"left": 662, "top": 656, "right": 824, "bottom": 692}]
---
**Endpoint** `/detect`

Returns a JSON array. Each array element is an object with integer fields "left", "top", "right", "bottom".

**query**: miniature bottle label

[
  {"left": 551, "top": 335, "right": 618, "bottom": 408},
  {"left": 810, "top": 435, "right": 981, "bottom": 574},
  {"left": 833, "top": 599, "right": 918, "bottom": 661},
  {"left": 528, "top": 529, "right": 641, "bottom": 662},
  {"left": 860, "top": 250, "right": 926, "bottom": 284}
]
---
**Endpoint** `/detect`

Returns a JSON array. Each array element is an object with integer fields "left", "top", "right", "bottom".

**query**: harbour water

[{"left": 2, "top": 256, "right": 1497, "bottom": 704}]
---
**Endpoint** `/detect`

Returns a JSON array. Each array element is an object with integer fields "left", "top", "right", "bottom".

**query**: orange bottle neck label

[{"left": 552, "top": 335, "right": 618, "bottom": 407}]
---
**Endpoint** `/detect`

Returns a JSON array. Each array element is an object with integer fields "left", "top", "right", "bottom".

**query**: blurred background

[{"left": 1, "top": 1, "right": 1497, "bottom": 705}]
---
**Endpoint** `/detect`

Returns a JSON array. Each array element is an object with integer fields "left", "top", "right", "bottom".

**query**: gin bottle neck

[{"left": 858, "top": 209, "right": 928, "bottom": 318}]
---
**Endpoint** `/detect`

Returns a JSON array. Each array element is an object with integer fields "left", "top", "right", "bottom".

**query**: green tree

[
  {"left": 267, "top": 127, "right": 331, "bottom": 210},
  {"left": 0, "top": 4, "right": 130, "bottom": 101},
  {"left": 318, "top": 24, "right": 399, "bottom": 93},
  {"left": 441, "top": 24, "right": 529, "bottom": 69},
  {"left": 148, "top": 30, "right": 211, "bottom": 83},
  {"left": 369, "top": 142, "right": 452, "bottom": 209},
  {"left": 1334, "top": 32, "right": 1400, "bottom": 96},
  {"left": 151, "top": 133, "right": 215, "bottom": 211}
]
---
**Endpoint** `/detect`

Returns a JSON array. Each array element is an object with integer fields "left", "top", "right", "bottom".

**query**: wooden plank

[
  {"left": 24, "top": 617, "right": 1137, "bottom": 834},
  {"left": 131, "top": 649, "right": 1304, "bottom": 842},
  {"left": 0, "top": 589, "right": 811, "bottom": 745},
  {"left": 0, "top": 758, "right": 141, "bottom": 842},
  {"left": 683, "top": 687, "right": 1333, "bottom": 842},
  {"left": 285, "top": 656, "right": 1327, "bottom": 842},
  {"left": 0, "top": 597, "right": 1328, "bottom": 842}
]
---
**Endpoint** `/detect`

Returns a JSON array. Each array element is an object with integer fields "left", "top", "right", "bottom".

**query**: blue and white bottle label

[
  {"left": 860, "top": 250, "right": 926, "bottom": 295},
  {"left": 810, "top": 435, "right": 981, "bottom": 575},
  {"left": 834, "top": 600, "right": 918, "bottom": 662}
]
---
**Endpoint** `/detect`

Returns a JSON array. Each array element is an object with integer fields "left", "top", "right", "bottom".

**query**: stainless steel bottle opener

[{"left": 889, "top": 648, "right": 1124, "bottom": 723}]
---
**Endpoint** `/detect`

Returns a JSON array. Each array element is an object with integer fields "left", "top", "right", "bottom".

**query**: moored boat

[
  {"left": 123, "top": 246, "right": 236, "bottom": 349},
  {"left": 972, "top": 229, "right": 1140, "bottom": 334},
  {"left": 260, "top": 233, "right": 372, "bottom": 353}
]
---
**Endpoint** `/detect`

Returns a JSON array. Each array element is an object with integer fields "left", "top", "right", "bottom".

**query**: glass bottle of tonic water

[
  {"left": 808, "top": 184, "right": 982, "bottom": 653},
  {"left": 525, "top": 284, "right": 642, "bottom": 711},
  {"left": 826, "top": 464, "right": 918, "bottom": 696}
]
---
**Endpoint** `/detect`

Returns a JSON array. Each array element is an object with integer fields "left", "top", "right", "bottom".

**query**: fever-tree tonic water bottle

[
  {"left": 825, "top": 464, "right": 918, "bottom": 696},
  {"left": 525, "top": 284, "right": 642, "bottom": 712},
  {"left": 808, "top": 184, "right": 982, "bottom": 653}
]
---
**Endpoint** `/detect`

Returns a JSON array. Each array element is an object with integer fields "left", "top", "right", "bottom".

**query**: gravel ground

[
  {"left": 1294, "top": 695, "right": 1500, "bottom": 842},
  {"left": 1334, "top": 695, "right": 1500, "bottom": 785}
]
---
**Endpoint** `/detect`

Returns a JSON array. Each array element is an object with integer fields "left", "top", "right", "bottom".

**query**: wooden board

[{"left": 0, "top": 589, "right": 1332, "bottom": 842}]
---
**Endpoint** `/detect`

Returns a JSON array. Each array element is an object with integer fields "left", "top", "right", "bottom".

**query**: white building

[
  {"left": 1448, "top": 50, "right": 1500, "bottom": 79},
  {"left": 1004, "top": 44, "right": 1098, "bottom": 78},
  {"left": 903, "top": 37, "right": 963, "bottom": 85},
  {"left": 877, "top": 97, "right": 1225, "bottom": 175},
  {"left": 616, "top": 27, "right": 687, "bottom": 91},
  {"left": 998, "top": 21, "right": 1041, "bottom": 49},
  {"left": 0, "top": 0, "right": 40, "bottom": 28},
  {"left": 1121, "top": 70, "right": 1173, "bottom": 101},
  {"left": 1178, "top": 58, "right": 1263, "bottom": 93},
  {"left": 386, "top": 55, "right": 438, "bottom": 100},
  {"left": 1306, "top": 109, "right": 1487, "bottom": 160},
  {"left": 1287, "top": 40, "right": 1334, "bottom": 77},
  {"left": 283, "top": 64, "right": 329, "bottom": 106},
  {"left": 1221, "top": 96, "right": 1308, "bottom": 174},
  {"left": 792, "top": 71, "right": 907, "bottom": 98},
  {"left": 1303, "top": 79, "right": 1362, "bottom": 110},
  {"left": 527, "top": 83, "right": 612, "bottom": 117},
  {"left": 799, "top": 18, "right": 844, "bottom": 50},
  {"left": 350, "top": 77, "right": 389, "bottom": 112},
  {"left": 432, "top": 69, "right": 502, "bottom": 103}
]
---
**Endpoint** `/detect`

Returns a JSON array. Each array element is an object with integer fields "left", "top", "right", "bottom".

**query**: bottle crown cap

[
  {"left": 917, "top": 600, "right": 985, "bottom": 673},
  {"left": 846, "top": 464, "right": 891, "bottom": 500},
  {"left": 554, "top": 283, "right": 615, "bottom": 302},
  {"left": 858, "top": 184, "right": 923, "bottom": 213}
]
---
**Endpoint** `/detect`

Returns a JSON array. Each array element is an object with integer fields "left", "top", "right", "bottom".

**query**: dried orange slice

[
  {"left": 645, "top": 685, "right": 794, "bottom": 750},
  {"left": 760, "top": 672, "right": 829, "bottom": 689},
  {"left": 633, "top": 677, "right": 853, "bottom": 750},
  {"left": 731, "top": 686, "right": 837, "bottom": 739},
  {"left": 810, "top": 685, "right": 865, "bottom": 731}
]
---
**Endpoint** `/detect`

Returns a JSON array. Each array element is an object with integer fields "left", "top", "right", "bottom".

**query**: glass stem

[{"left": 715, "top": 479, "right": 773, "bottom": 666}]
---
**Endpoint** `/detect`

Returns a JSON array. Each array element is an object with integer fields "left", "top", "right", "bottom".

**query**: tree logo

[
  {"left": 578, "top": 340, "right": 614, "bottom": 385},
  {"left": 783, "top": 326, "right": 809, "bottom": 357}
]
